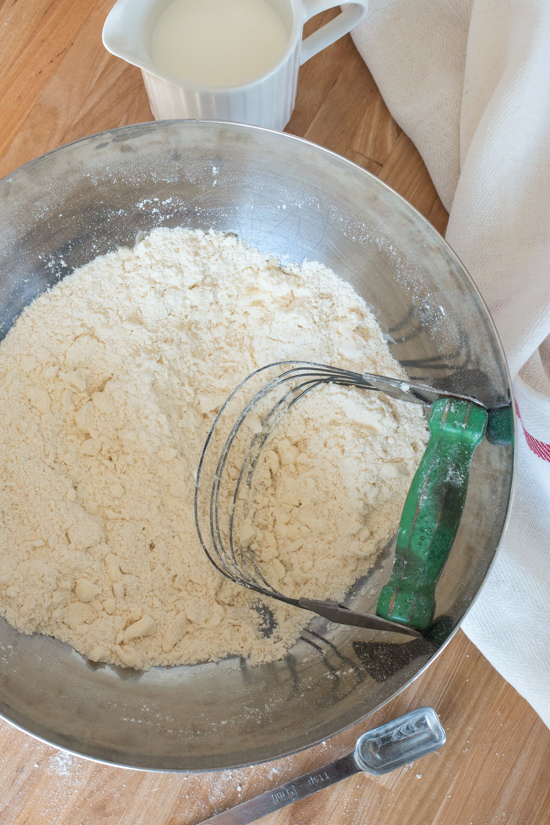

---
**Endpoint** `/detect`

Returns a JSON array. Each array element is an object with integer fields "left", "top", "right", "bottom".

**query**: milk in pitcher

[{"left": 151, "top": 0, "right": 290, "bottom": 87}]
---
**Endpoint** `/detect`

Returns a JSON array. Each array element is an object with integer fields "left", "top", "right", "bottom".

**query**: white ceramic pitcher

[{"left": 103, "top": 0, "right": 368, "bottom": 131}]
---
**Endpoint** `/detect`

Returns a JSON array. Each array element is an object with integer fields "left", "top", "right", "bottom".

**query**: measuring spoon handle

[{"left": 199, "top": 708, "right": 445, "bottom": 825}]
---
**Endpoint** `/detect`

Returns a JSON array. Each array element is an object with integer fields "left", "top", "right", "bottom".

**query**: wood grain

[{"left": 0, "top": 3, "right": 548, "bottom": 825}]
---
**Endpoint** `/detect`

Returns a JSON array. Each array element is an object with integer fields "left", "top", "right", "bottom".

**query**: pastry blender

[{"left": 194, "top": 361, "right": 489, "bottom": 636}]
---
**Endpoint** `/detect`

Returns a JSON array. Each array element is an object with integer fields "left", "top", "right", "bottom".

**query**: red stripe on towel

[{"left": 515, "top": 401, "right": 550, "bottom": 462}]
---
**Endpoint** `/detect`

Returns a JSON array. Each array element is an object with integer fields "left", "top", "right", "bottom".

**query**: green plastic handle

[{"left": 376, "top": 398, "right": 488, "bottom": 631}]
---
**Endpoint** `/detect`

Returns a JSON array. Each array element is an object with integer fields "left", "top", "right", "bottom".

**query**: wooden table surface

[{"left": 0, "top": 3, "right": 549, "bottom": 824}]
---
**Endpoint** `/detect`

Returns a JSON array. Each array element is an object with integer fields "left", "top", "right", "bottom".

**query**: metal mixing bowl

[{"left": 0, "top": 121, "right": 514, "bottom": 771}]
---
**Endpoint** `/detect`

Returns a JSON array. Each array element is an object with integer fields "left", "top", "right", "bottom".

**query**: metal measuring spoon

[{"left": 198, "top": 707, "right": 446, "bottom": 825}]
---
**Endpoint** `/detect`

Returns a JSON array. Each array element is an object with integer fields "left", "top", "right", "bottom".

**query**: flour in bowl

[{"left": 0, "top": 228, "right": 427, "bottom": 669}]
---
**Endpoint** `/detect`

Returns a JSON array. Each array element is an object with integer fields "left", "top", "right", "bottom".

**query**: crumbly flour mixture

[{"left": 0, "top": 228, "right": 427, "bottom": 670}]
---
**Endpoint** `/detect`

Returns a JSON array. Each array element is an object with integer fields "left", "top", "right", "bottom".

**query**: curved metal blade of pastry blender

[
  {"left": 195, "top": 362, "right": 424, "bottom": 637},
  {"left": 194, "top": 361, "right": 490, "bottom": 636}
]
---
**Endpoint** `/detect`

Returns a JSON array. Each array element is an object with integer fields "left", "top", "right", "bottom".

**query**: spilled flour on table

[
  {"left": 0, "top": 227, "right": 427, "bottom": 669},
  {"left": 48, "top": 750, "right": 75, "bottom": 777}
]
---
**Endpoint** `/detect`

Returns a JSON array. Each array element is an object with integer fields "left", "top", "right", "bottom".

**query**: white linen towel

[{"left": 351, "top": 0, "right": 550, "bottom": 726}]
